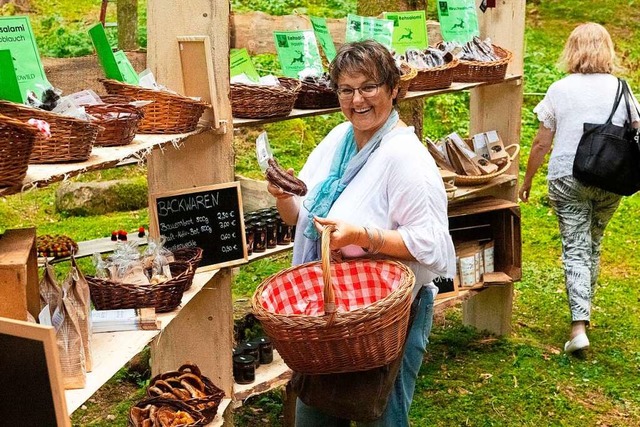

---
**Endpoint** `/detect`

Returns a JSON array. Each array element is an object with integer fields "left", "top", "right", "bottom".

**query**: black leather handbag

[{"left": 573, "top": 78, "right": 640, "bottom": 196}]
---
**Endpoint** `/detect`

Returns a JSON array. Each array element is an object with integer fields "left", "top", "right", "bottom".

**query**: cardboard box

[
  {"left": 484, "top": 130, "right": 509, "bottom": 165},
  {"left": 0, "top": 228, "right": 39, "bottom": 321}
]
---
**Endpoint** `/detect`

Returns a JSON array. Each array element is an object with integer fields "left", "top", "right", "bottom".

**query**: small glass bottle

[
  {"left": 251, "top": 336, "right": 273, "bottom": 364},
  {"left": 253, "top": 221, "right": 267, "bottom": 253},
  {"left": 233, "top": 355, "right": 256, "bottom": 384}
]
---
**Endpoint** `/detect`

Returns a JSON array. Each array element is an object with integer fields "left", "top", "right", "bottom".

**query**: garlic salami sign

[{"left": 151, "top": 182, "right": 247, "bottom": 270}]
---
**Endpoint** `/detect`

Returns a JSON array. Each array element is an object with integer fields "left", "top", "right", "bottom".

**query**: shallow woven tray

[
  {"left": 231, "top": 78, "right": 301, "bottom": 119},
  {"left": 0, "top": 114, "right": 37, "bottom": 188},
  {"left": 290, "top": 78, "right": 339, "bottom": 109},
  {"left": 87, "top": 261, "right": 190, "bottom": 313},
  {"left": 398, "top": 61, "right": 418, "bottom": 99},
  {"left": 409, "top": 58, "right": 459, "bottom": 91},
  {"left": 147, "top": 363, "right": 224, "bottom": 424},
  {"left": 454, "top": 144, "right": 520, "bottom": 186},
  {"left": 0, "top": 100, "right": 100, "bottom": 164},
  {"left": 101, "top": 79, "right": 208, "bottom": 134},
  {"left": 453, "top": 45, "right": 512, "bottom": 83},
  {"left": 252, "top": 226, "right": 414, "bottom": 374},
  {"left": 85, "top": 104, "right": 143, "bottom": 147}
]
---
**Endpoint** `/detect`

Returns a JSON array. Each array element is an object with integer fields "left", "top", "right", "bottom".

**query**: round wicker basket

[
  {"left": 454, "top": 144, "right": 520, "bottom": 186},
  {"left": 453, "top": 45, "right": 512, "bottom": 83},
  {"left": 100, "top": 79, "right": 208, "bottom": 134},
  {"left": 0, "top": 114, "right": 37, "bottom": 188},
  {"left": 252, "top": 226, "right": 415, "bottom": 375}
]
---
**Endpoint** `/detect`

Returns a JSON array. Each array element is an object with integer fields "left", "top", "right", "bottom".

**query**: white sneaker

[{"left": 564, "top": 332, "right": 590, "bottom": 353}]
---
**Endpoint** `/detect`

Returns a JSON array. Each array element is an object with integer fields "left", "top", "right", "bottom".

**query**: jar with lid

[
  {"left": 241, "top": 341, "right": 260, "bottom": 368},
  {"left": 233, "top": 355, "right": 256, "bottom": 384},
  {"left": 253, "top": 221, "right": 267, "bottom": 253},
  {"left": 265, "top": 218, "right": 278, "bottom": 249},
  {"left": 277, "top": 221, "right": 292, "bottom": 246},
  {"left": 245, "top": 223, "right": 255, "bottom": 256},
  {"left": 250, "top": 336, "right": 273, "bottom": 364}
]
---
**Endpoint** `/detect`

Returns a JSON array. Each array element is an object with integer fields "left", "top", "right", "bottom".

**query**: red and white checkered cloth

[{"left": 260, "top": 260, "right": 406, "bottom": 316}]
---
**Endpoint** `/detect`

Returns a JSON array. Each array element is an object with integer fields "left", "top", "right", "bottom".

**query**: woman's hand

[
  {"left": 313, "top": 216, "right": 364, "bottom": 251},
  {"left": 519, "top": 179, "right": 532, "bottom": 202},
  {"left": 266, "top": 167, "right": 297, "bottom": 200}
]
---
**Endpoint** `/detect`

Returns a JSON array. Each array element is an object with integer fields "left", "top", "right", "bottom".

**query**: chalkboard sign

[
  {"left": 0, "top": 317, "right": 70, "bottom": 427},
  {"left": 150, "top": 182, "right": 247, "bottom": 270},
  {"left": 433, "top": 276, "right": 459, "bottom": 300}
]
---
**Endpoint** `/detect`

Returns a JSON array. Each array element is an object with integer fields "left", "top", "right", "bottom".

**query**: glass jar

[
  {"left": 253, "top": 221, "right": 267, "bottom": 253},
  {"left": 277, "top": 221, "right": 292, "bottom": 246},
  {"left": 265, "top": 218, "right": 278, "bottom": 249},
  {"left": 245, "top": 224, "right": 255, "bottom": 256},
  {"left": 251, "top": 336, "right": 273, "bottom": 365},
  {"left": 233, "top": 355, "right": 256, "bottom": 384},
  {"left": 241, "top": 341, "right": 260, "bottom": 368}
]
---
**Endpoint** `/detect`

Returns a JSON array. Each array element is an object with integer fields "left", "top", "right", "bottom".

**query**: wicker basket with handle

[
  {"left": 252, "top": 226, "right": 415, "bottom": 374},
  {"left": 0, "top": 114, "right": 37, "bottom": 188},
  {"left": 0, "top": 100, "right": 100, "bottom": 164},
  {"left": 454, "top": 144, "right": 520, "bottom": 186},
  {"left": 100, "top": 79, "right": 208, "bottom": 134}
]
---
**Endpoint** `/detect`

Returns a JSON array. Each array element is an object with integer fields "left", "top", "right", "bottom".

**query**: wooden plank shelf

[
  {"left": 65, "top": 267, "right": 221, "bottom": 414},
  {"left": 0, "top": 126, "right": 209, "bottom": 198},
  {"left": 232, "top": 75, "right": 521, "bottom": 127},
  {"left": 248, "top": 242, "right": 294, "bottom": 262},
  {"left": 233, "top": 350, "right": 292, "bottom": 404}
]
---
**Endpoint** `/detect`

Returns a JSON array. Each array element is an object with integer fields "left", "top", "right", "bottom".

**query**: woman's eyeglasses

[{"left": 335, "top": 83, "right": 384, "bottom": 100}]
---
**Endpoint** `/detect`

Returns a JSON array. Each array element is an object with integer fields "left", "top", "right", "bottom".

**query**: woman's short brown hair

[
  {"left": 559, "top": 22, "right": 616, "bottom": 74},
  {"left": 328, "top": 40, "right": 400, "bottom": 93}
]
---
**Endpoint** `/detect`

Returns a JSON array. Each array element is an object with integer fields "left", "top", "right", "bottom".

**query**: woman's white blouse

[
  {"left": 534, "top": 73, "right": 640, "bottom": 180},
  {"left": 293, "top": 123, "right": 456, "bottom": 296}
]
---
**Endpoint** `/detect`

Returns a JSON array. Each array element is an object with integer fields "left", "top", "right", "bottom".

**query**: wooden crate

[
  {"left": 448, "top": 197, "right": 522, "bottom": 283},
  {"left": 0, "top": 228, "right": 39, "bottom": 321}
]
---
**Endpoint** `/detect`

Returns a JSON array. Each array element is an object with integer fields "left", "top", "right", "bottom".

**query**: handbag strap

[
  {"left": 582, "top": 78, "right": 624, "bottom": 139},
  {"left": 620, "top": 79, "right": 640, "bottom": 149}
]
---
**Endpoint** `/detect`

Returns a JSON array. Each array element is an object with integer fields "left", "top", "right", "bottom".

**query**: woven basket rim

[
  {"left": 453, "top": 143, "right": 520, "bottom": 185},
  {"left": 0, "top": 113, "right": 39, "bottom": 134},
  {"left": 231, "top": 78, "right": 302, "bottom": 94},
  {"left": 99, "top": 78, "right": 209, "bottom": 106},
  {"left": 414, "top": 57, "right": 460, "bottom": 73},
  {"left": 457, "top": 44, "right": 512, "bottom": 67},
  {"left": 0, "top": 100, "right": 103, "bottom": 126},
  {"left": 399, "top": 61, "right": 418, "bottom": 81}
]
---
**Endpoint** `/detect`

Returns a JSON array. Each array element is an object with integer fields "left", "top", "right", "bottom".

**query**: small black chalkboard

[
  {"left": 433, "top": 276, "right": 458, "bottom": 299},
  {"left": 0, "top": 317, "right": 70, "bottom": 427},
  {"left": 151, "top": 182, "right": 247, "bottom": 270}
]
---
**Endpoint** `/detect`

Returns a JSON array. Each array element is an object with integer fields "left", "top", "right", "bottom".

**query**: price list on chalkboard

[{"left": 152, "top": 182, "right": 247, "bottom": 269}]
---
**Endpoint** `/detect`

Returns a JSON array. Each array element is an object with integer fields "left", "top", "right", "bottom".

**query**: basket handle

[
  {"left": 320, "top": 225, "right": 336, "bottom": 316},
  {"left": 504, "top": 144, "right": 520, "bottom": 162}
]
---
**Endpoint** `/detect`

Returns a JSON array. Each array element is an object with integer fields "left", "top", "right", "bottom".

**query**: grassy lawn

[{"left": 2, "top": 0, "right": 640, "bottom": 425}]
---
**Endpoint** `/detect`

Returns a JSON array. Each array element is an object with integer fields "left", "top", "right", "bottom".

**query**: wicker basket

[
  {"left": 409, "top": 58, "right": 459, "bottom": 91},
  {"left": 453, "top": 45, "right": 512, "bottom": 83},
  {"left": 172, "top": 247, "right": 203, "bottom": 291},
  {"left": 252, "top": 226, "right": 415, "bottom": 374},
  {"left": 0, "top": 114, "right": 37, "bottom": 188},
  {"left": 100, "top": 79, "right": 208, "bottom": 134},
  {"left": 129, "top": 396, "right": 206, "bottom": 427},
  {"left": 397, "top": 61, "right": 418, "bottom": 99},
  {"left": 84, "top": 104, "right": 143, "bottom": 147},
  {"left": 231, "top": 78, "right": 301, "bottom": 119},
  {"left": 454, "top": 144, "right": 520, "bottom": 186},
  {"left": 291, "top": 78, "right": 339, "bottom": 109},
  {"left": 0, "top": 100, "right": 100, "bottom": 164},
  {"left": 87, "top": 261, "right": 190, "bottom": 313},
  {"left": 147, "top": 363, "right": 225, "bottom": 424}
]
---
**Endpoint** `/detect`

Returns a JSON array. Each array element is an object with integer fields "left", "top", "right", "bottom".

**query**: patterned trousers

[{"left": 548, "top": 176, "right": 621, "bottom": 323}]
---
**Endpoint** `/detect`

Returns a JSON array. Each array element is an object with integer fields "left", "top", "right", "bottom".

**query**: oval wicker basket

[
  {"left": 290, "top": 78, "right": 339, "bottom": 109},
  {"left": 397, "top": 61, "right": 418, "bottom": 99},
  {"left": 0, "top": 114, "right": 37, "bottom": 188},
  {"left": 252, "top": 226, "right": 415, "bottom": 375},
  {"left": 0, "top": 100, "right": 100, "bottom": 164},
  {"left": 454, "top": 144, "right": 520, "bottom": 186},
  {"left": 147, "top": 363, "right": 225, "bottom": 424},
  {"left": 87, "top": 261, "right": 190, "bottom": 313},
  {"left": 231, "top": 78, "right": 301, "bottom": 119},
  {"left": 129, "top": 396, "right": 206, "bottom": 427},
  {"left": 453, "top": 45, "right": 512, "bottom": 83},
  {"left": 100, "top": 79, "right": 208, "bottom": 134},
  {"left": 409, "top": 58, "right": 459, "bottom": 91},
  {"left": 84, "top": 104, "right": 143, "bottom": 147},
  {"left": 172, "top": 247, "right": 204, "bottom": 291}
]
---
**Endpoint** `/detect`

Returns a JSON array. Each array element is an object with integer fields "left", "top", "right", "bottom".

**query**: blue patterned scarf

[{"left": 298, "top": 109, "right": 399, "bottom": 263}]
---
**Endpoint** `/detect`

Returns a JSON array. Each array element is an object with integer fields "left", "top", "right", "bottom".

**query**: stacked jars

[{"left": 232, "top": 336, "right": 274, "bottom": 385}]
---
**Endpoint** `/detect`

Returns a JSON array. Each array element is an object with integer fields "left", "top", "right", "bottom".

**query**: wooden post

[
  {"left": 146, "top": 0, "right": 235, "bottom": 395},
  {"left": 117, "top": 0, "right": 138, "bottom": 50},
  {"left": 465, "top": 0, "right": 526, "bottom": 335}
]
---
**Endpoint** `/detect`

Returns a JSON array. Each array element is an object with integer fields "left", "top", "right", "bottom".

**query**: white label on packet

[{"left": 256, "top": 131, "right": 274, "bottom": 172}]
